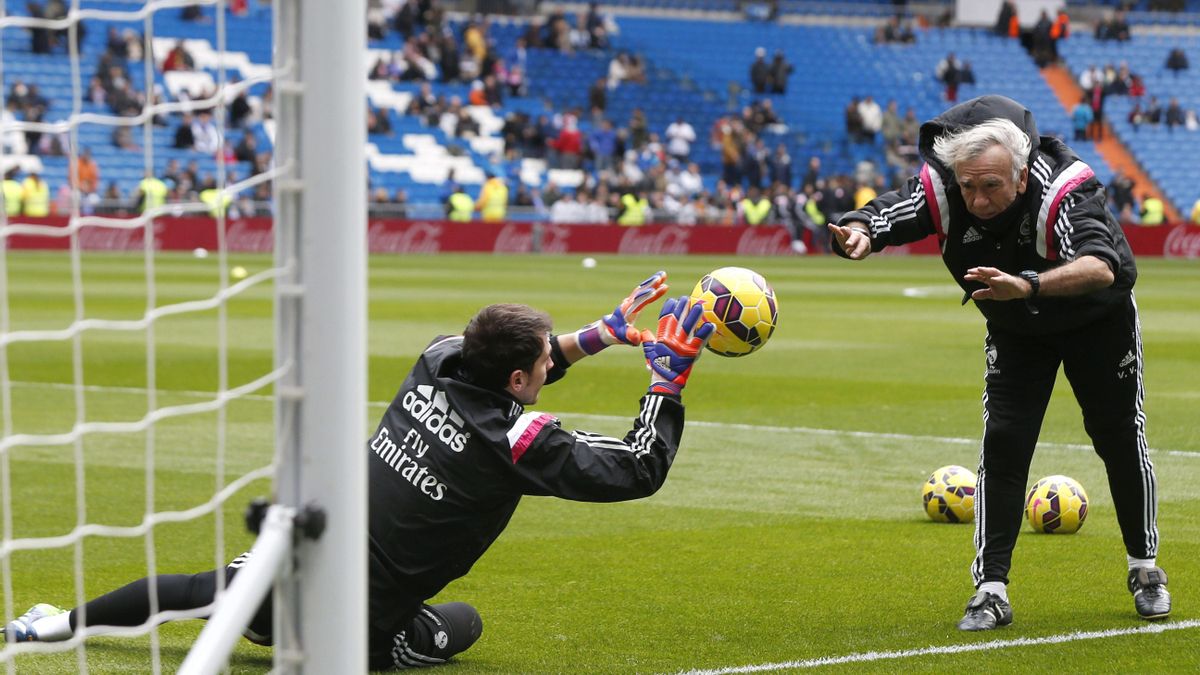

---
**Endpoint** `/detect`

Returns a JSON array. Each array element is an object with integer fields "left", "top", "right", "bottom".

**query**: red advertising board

[
  {"left": 363, "top": 220, "right": 802, "bottom": 255},
  {"left": 5, "top": 216, "right": 1199, "bottom": 258}
]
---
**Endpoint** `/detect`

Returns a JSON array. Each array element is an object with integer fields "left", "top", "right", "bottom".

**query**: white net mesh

[{"left": 0, "top": 1, "right": 304, "bottom": 671}]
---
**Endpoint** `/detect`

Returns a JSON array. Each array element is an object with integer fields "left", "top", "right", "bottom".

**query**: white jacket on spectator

[
  {"left": 665, "top": 120, "right": 696, "bottom": 159},
  {"left": 2, "top": 108, "right": 27, "bottom": 155},
  {"left": 858, "top": 97, "right": 883, "bottom": 134},
  {"left": 584, "top": 199, "right": 610, "bottom": 223},
  {"left": 549, "top": 194, "right": 586, "bottom": 223},
  {"left": 191, "top": 115, "right": 220, "bottom": 155}
]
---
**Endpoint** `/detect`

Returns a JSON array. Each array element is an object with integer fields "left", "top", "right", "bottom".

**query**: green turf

[{"left": 2, "top": 251, "right": 1198, "bottom": 673}]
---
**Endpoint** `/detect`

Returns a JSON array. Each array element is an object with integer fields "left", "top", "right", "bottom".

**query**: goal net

[{"left": 0, "top": 0, "right": 366, "bottom": 672}]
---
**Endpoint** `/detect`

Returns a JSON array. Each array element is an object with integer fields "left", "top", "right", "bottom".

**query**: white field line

[
  {"left": 568, "top": 412, "right": 1200, "bottom": 459},
  {"left": 10, "top": 381, "right": 1200, "bottom": 459},
  {"left": 902, "top": 285, "right": 962, "bottom": 298},
  {"left": 677, "top": 619, "right": 1200, "bottom": 674}
]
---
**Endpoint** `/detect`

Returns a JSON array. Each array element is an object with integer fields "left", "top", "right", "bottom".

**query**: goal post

[
  {"left": 0, "top": 0, "right": 368, "bottom": 670},
  {"left": 271, "top": 0, "right": 369, "bottom": 671},
  {"left": 185, "top": 0, "right": 369, "bottom": 671}
]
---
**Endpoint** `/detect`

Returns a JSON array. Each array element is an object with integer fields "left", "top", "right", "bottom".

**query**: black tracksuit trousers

[
  {"left": 972, "top": 296, "right": 1159, "bottom": 586},
  {"left": 69, "top": 554, "right": 482, "bottom": 670}
]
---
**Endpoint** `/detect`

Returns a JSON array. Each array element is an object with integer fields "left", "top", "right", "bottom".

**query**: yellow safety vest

[
  {"left": 1141, "top": 197, "right": 1164, "bottom": 226},
  {"left": 139, "top": 177, "right": 169, "bottom": 213},
  {"left": 804, "top": 198, "right": 826, "bottom": 226},
  {"left": 617, "top": 194, "right": 648, "bottom": 226},
  {"left": 3, "top": 179, "right": 22, "bottom": 216},
  {"left": 21, "top": 177, "right": 49, "bottom": 216},
  {"left": 1191, "top": 198, "right": 1200, "bottom": 225},
  {"left": 477, "top": 179, "right": 508, "bottom": 222},
  {"left": 200, "top": 188, "right": 232, "bottom": 217},
  {"left": 740, "top": 197, "right": 772, "bottom": 225},
  {"left": 448, "top": 192, "right": 474, "bottom": 222}
]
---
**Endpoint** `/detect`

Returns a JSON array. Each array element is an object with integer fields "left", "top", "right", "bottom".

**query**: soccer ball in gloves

[{"left": 688, "top": 266, "right": 779, "bottom": 357}]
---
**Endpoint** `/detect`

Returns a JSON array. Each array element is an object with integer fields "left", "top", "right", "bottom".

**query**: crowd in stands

[
  {"left": 251, "top": 0, "right": 1200, "bottom": 232},
  {"left": 1066, "top": 33, "right": 1199, "bottom": 153},
  {"left": 990, "top": 2, "right": 1199, "bottom": 223},
  {"left": 374, "top": 0, "right": 853, "bottom": 244},
  {"left": 2, "top": 2, "right": 282, "bottom": 218},
  {"left": 6, "top": 0, "right": 1200, "bottom": 230},
  {"left": 1059, "top": 8, "right": 1197, "bottom": 222}
]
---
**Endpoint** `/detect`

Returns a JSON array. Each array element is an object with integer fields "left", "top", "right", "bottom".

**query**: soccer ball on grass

[
  {"left": 688, "top": 266, "right": 779, "bottom": 357},
  {"left": 922, "top": 465, "right": 976, "bottom": 523},
  {"left": 1025, "top": 475, "right": 1088, "bottom": 534}
]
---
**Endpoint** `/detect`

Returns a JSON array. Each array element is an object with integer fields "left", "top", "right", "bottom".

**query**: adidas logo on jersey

[
  {"left": 962, "top": 227, "right": 983, "bottom": 244},
  {"left": 401, "top": 384, "right": 471, "bottom": 452},
  {"left": 1119, "top": 350, "right": 1136, "bottom": 368}
]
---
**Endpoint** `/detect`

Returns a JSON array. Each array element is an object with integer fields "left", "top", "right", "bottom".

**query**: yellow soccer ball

[
  {"left": 922, "top": 465, "right": 976, "bottom": 523},
  {"left": 688, "top": 266, "right": 779, "bottom": 357},
  {"left": 1025, "top": 475, "right": 1089, "bottom": 534}
]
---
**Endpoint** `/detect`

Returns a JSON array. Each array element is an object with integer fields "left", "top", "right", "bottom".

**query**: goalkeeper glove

[
  {"left": 642, "top": 296, "right": 714, "bottom": 395},
  {"left": 576, "top": 270, "right": 669, "bottom": 355}
]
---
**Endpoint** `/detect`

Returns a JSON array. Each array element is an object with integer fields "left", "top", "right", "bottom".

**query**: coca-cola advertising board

[{"left": 6, "top": 217, "right": 1197, "bottom": 257}]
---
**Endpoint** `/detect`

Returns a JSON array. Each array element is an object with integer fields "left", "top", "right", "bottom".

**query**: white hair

[{"left": 931, "top": 118, "right": 1031, "bottom": 181}]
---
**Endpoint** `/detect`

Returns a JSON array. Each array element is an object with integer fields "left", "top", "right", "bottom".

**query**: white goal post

[
  {"left": 0, "top": 0, "right": 368, "bottom": 671},
  {"left": 183, "top": 0, "right": 369, "bottom": 672}
]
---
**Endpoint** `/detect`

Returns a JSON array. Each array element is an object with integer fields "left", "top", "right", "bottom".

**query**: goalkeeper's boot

[
  {"left": 956, "top": 591, "right": 1012, "bottom": 631},
  {"left": 1128, "top": 566, "right": 1171, "bottom": 620},
  {"left": 2, "top": 603, "right": 67, "bottom": 643}
]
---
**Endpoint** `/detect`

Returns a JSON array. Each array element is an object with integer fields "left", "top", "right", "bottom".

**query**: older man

[{"left": 827, "top": 95, "right": 1168, "bottom": 631}]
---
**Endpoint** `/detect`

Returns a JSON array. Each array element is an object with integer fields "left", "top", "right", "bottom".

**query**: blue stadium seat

[{"left": 1059, "top": 33, "right": 1200, "bottom": 214}]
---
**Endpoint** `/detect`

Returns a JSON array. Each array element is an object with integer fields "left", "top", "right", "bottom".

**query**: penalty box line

[
  {"left": 674, "top": 619, "right": 1200, "bottom": 674},
  {"left": 10, "top": 381, "right": 1200, "bottom": 459}
]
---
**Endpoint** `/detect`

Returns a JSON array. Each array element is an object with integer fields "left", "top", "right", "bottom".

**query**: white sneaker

[{"left": 2, "top": 603, "right": 67, "bottom": 642}]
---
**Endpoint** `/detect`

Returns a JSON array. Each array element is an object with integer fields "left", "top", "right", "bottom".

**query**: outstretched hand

[
  {"left": 577, "top": 271, "right": 670, "bottom": 355},
  {"left": 828, "top": 222, "right": 872, "bottom": 260},
  {"left": 963, "top": 267, "right": 1031, "bottom": 301},
  {"left": 641, "top": 296, "right": 715, "bottom": 395}
]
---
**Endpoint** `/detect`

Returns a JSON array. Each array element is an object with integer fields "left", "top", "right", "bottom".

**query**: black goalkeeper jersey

[{"left": 366, "top": 335, "right": 684, "bottom": 631}]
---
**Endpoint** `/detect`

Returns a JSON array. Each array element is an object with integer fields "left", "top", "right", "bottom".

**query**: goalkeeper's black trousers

[
  {"left": 972, "top": 296, "right": 1159, "bottom": 587},
  {"left": 68, "top": 553, "right": 482, "bottom": 670}
]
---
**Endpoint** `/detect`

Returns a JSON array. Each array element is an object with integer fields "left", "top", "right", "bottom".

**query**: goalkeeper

[{"left": 4, "top": 271, "right": 714, "bottom": 670}]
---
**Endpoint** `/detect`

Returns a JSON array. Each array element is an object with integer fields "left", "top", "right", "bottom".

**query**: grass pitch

[{"left": 2, "top": 251, "right": 1199, "bottom": 673}]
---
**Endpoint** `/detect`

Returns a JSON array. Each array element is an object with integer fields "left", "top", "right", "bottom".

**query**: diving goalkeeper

[{"left": 4, "top": 271, "right": 714, "bottom": 670}]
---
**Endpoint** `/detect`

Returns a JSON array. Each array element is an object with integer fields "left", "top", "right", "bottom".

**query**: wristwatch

[
  {"left": 1018, "top": 270, "right": 1040, "bottom": 315},
  {"left": 1018, "top": 270, "right": 1040, "bottom": 299}
]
